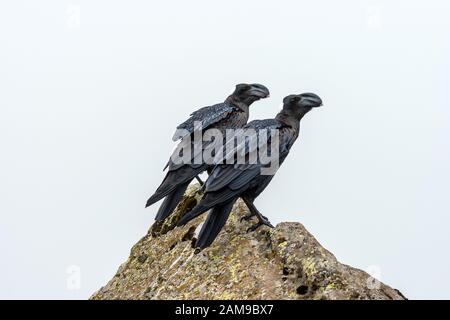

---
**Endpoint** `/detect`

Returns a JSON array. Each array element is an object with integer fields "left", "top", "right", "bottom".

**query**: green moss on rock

[{"left": 90, "top": 184, "right": 406, "bottom": 300}]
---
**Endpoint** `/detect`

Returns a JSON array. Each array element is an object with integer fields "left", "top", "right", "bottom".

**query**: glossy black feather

[
  {"left": 146, "top": 165, "right": 206, "bottom": 207},
  {"left": 146, "top": 84, "right": 270, "bottom": 223},
  {"left": 178, "top": 92, "right": 323, "bottom": 249},
  {"left": 178, "top": 117, "right": 301, "bottom": 245},
  {"left": 205, "top": 119, "right": 283, "bottom": 192},
  {"left": 172, "top": 103, "right": 237, "bottom": 141},
  {"left": 154, "top": 181, "right": 191, "bottom": 221},
  {"left": 195, "top": 199, "right": 237, "bottom": 249}
]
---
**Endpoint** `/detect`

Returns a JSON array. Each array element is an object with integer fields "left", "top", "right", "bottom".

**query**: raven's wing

[
  {"left": 205, "top": 119, "right": 284, "bottom": 193},
  {"left": 246, "top": 118, "right": 284, "bottom": 131},
  {"left": 178, "top": 120, "right": 298, "bottom": 227},
  {"left": 172, "top": 102, "right": 236, "bottom": 141}
]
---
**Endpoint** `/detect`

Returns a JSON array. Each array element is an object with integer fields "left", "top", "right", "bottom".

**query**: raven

[
  {"left": 177, "top": 93, "right": 323, "bottom": 250},
  {"left": 146, "top": 83, "right": 270, "bottom": 222}
]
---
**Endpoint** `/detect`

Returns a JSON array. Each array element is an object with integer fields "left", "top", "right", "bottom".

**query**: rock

[{"left": 91, "top": 184, "right": 406, "bottom": 300}]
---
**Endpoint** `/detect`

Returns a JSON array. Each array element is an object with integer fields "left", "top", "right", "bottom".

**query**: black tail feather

[
  {"left": 195, "top": 199, "right": 237, "bottom": 249},
  {"left": 177, "top": 189, "right": 241, "bottom": 226},
  {"left": 154, "top": 180, "right": 191, "bottom": 221},
  {"left": 145, "top": 185, "right": 175, "bottom": 208},
  {"left": 146, "top": 165, "right": 206, "bottom": 208}
]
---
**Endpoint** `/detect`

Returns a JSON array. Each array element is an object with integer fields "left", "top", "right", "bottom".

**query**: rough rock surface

[{"left": 91, "top": 185, "right": 406, "bottom": 300}]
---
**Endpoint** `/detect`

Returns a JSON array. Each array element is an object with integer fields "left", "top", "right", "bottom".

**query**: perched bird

[
  {"left": 146, "top": 83, "right": 270, "bottom": 221},
  {"left": 177, "top": 93, "right": 323, "bottom": 250}
]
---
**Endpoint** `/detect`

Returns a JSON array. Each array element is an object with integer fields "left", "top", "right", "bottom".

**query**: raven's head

[
  {"left": 231, "top": 83, "right": 270, "bottom": 106},
  {"left": 283, "top": 93, "right": 322, "bottom": 118}
]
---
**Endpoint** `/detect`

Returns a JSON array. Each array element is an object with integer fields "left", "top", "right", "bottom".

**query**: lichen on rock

[{"left": 91, "top": 184, "right": 406, "bottom": 300}]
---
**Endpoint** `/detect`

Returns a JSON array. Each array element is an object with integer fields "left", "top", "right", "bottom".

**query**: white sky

[{"left": 0, "top": 0, "right": 449, "bottom": 299}]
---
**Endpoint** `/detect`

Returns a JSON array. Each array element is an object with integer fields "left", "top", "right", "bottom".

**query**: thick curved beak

[
  {"left": 248, "top": 84, "right": 270, "bottom": 99},
  {"left": 302, "top": 93, "right": 323, "bottom": 108}
]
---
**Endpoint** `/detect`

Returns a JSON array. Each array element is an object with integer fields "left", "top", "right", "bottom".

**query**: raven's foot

[
  {"left": 240, "top": 212, "right": 256, "bottom": 222},
  {"left": 246, "top": 213, "right": 274, "bottom": 232},
  {"left": 246, "top": 218, "right": 274, "bottom": 232},
  {"left": 241, "top": 198, "right": 273, "bottom": 231},
  {"left": 241, "top": 212, "right": 270, "bottom": 223}
]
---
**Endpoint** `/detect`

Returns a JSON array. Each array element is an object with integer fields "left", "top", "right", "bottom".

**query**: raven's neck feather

[
  {"left": 275, "top": 108, "right": 309, "bottom": 132},
  {"left": 225, "top": 95, "right": 250, "bottom": 114}
]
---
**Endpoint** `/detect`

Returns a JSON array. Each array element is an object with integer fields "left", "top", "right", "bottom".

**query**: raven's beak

[
  {"left": 302, "top": 93, "right": 322, "bottom": 108},
  {"left": 248, "top": 84, "right": 270, "bottom": 99}
]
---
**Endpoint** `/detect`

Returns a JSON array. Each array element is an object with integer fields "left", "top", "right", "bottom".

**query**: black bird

[
  {"left": 146, "top": 83, "right": 270, "bottom": 221},
  {"left": 177, "top": 93, "right": 323, "bottom": 250}
]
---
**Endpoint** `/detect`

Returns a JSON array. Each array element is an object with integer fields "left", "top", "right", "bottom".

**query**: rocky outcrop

[{"left": 91, "top": 185, "right": 406, "bottom": 300}]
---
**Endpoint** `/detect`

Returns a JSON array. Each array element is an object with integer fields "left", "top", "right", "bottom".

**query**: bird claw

[
  {"left": 240, "top": 213, "right": 255, "bottom": 222},
  {"left": 246, "top": 219, "right": 274, "bottom": 232}
]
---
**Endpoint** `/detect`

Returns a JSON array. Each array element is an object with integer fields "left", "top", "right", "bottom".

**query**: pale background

[{"left": 1, "top": 0, "right": 449, "bottom": 299}]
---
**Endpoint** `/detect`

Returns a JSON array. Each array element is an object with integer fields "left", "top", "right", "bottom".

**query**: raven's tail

[
  {"left": 145, "top": 176, "right": 181, "bottom": 208},
  {"left": 146, "top": 183, "right": 176, "bottom": 209},
  {"left": 177, "top": 191, "right": 239, "bottom": 227},
  {"left": 195, "top": 199, "right": 237, "bottom": 249},
  {"left": 154, "top": 180, "right": 191, "bottom": 221},
  {"left": 146, "top": 165, "right": 205, "bottom": 209}
]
